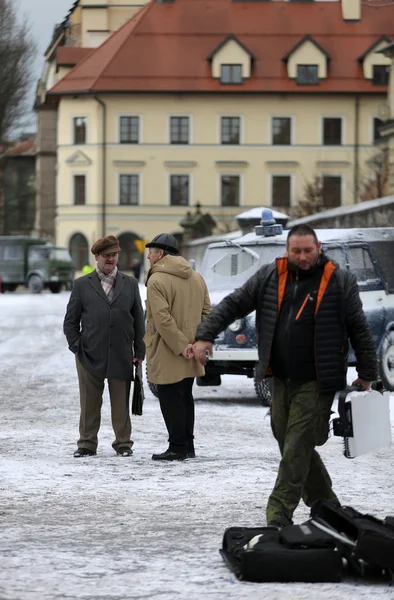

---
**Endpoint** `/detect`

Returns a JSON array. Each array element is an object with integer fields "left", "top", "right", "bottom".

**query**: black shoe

[
  {"left": 152, "top": 450, "right": 188, "bottom": 461},
  {"left": 116, "top": 447, "right": 133, "bottom": 457},
  {"left": 73, "top": 448, "right": 96, "bottom": 458}
]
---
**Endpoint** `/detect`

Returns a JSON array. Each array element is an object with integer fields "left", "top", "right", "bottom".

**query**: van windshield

[
  {"left": 201, "top": 243, "right": 284, "bottom": 291},
  {"left": 29, "top": 247, "right": 72, "bottom": 262}
]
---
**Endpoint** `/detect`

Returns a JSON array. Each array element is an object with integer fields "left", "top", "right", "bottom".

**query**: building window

[
  {"left": 170, "top": 175, "right": 189, "bottom": 206},
  {"left": 372, "top": 65, "right": 389, "bottom": 86},
  {"left": 322, "top": 175, "right": 341, "bottom": 207},
  {"left": 170, "top": 117, "right": 189, "bottom": 144},
  {"left": 220, "top": 64, "right": 242, "bottom": 84},
  {"left": 373, "top": 117, "right": 383, "bottom": 142},
  {"left": 221, "top": 117, "right": 241, "bottom": 144},
  {"left": 73, "top": 117, "right": 87, "bottom": 144},
  {"left": 323, "top": 118, "right": 342, "bottom": 146},
  {"left": 272, "top": 117, "right": 292, "bottom": 145},
  {"left": 297, "top": 65, "right": 318, "bottom": 85},
  {"left": 221, "top": 175, "right": 240, "bottom": 206},
  {"left": 119, "top": 174, "right": 139, "bottom": 205},
  {"left": 120, "top": 116, "right": 139, "bottom": 144},
  {"left": 73, "top": 175, "right": 86, "bottom": 205},
  {"left": 272, "top": 175, "right": 291, "bottom": 208}
]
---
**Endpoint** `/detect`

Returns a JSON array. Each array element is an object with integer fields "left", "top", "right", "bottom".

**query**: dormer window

[
  {"left": 372, "top": 65, "right": 389, "bottom": 86},
  {"left": 297, "top": 65, "right": 318, "bottom": 85},
  {"left": 283, "top": 36, "right": 329, "bottom": 84},
  {"left": 207, "top": 34, "right": 254, "bottom": 84},
  {"left": 221, "top": 64, "right": 242, "bottom": 85},
  {"left": 358, "top": 36, "right": 392, "bottom": 84}
]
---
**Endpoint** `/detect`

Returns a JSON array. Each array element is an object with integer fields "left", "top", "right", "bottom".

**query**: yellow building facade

[{"left": 47, "top": 0, "right": 394, "bottom": 270}]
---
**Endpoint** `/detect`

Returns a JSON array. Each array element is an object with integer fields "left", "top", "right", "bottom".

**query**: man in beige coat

[{"left": 145, "top": 233, "right": 211, "bottom": 461}]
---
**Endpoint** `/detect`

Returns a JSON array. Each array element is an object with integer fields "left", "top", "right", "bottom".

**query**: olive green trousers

[
  {"left": 75, "top": 356, "right": 132, "bottom": 452},
  {"left": 266, "top": 377, "right": 339, "bottom": 526}
]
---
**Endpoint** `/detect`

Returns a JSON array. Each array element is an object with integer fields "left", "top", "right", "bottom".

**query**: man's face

[
  {"left": 287, "top": 234, "right": 321, "bottom": 270},
  {"left": 147, "top": 247, "right": 164, "bottom": 267},
  {"left": 95, "top": 250, "right": 119, "bottom": 274}
]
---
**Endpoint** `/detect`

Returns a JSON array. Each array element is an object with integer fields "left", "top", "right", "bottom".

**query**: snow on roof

[
  {"left": 236, "top": 207, "right": 290, "bottom": 221},
  {"left": 287, "top": 195, "right": 394, "bottom": 227}
]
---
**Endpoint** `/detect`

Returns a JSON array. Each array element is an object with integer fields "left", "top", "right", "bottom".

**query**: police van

[{"left": 198, "top": 212, "right": 394, "bottom": 405}]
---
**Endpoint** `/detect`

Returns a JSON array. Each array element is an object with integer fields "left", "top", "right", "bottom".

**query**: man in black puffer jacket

[{"left": 194, "top": 224, "right": 377, "bottom": 528}]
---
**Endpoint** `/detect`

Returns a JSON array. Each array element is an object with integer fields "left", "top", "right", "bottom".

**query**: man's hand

[
  {"left": 352, "top": 377, "right": 371, "bottom": 391},
  {"left": 133, "top": 358, "right": 143, "bottom": 367},
  {"left": 193, "top": 341, "right": 213, "bottom": 365},
  {"left": 182, "top": 344, "right": 194, "bottom": 359}
]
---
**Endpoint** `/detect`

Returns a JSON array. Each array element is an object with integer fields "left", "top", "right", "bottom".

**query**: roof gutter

[{"left": 94, "top": 95, "right": 107, "bottom": 237}]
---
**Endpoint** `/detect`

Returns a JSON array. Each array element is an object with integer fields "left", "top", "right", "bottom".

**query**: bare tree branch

[{"left": 0, "top": 0, "right": 36, "bottom": 141}]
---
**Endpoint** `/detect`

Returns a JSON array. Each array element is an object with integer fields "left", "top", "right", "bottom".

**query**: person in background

[
  {"left": 63, "top": 235, "right": 145, "bottom": 458},
  {"left": 144, "top": 233, "right": 211, "bottom": 461},
  {"left": 193, "top": 224, "right": 377, "bottom": 527},
  {"left": 131, "top": 258, "right": 141, "bottom": 281}
]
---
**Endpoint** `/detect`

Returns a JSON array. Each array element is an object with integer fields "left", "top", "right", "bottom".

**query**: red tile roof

[
  {"left": 47, "top": 0, "right": 394, "bottom": 98},
  {"left": 57, "top": 47, "right": 93, "bottom": 67},
  {"left": 5, "top": 138, "right": 36, "bottom": 157}
]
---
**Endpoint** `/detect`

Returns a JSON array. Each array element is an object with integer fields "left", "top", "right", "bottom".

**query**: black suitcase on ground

[
  {"left": 310, "top": 500, "right": 394, "bottom": 579},
  {"left": 220, "top": 523, "right": 343, "bottom": 583}
]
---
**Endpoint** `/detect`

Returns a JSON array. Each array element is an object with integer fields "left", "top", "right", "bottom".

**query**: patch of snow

[{"left": 0, "top": 291, "right": 392, "bottom": 600}]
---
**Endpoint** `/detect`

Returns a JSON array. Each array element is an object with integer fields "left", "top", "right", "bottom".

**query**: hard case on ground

[
  {"left": 220, "top": 524, "right": 343, "bottom": 583},
  {"left": 310, "top": 500, "right": 394, "bottom": 577}
]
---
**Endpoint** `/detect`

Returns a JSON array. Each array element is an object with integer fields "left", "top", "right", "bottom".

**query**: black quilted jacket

[{"left": 195, "top": 259, "right": 377, "bottom": 394}]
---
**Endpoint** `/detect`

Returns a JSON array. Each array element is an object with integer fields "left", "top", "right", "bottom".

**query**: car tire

[
  {"left": 254, "top": 372, "right": 272, "bottom": 407},
  {"left": 28, "top": 275, "right": 44, "bottom": 294},
  {"left": 378, "top": 329, "right": 394, "bottom": 391},
  {"left": 145, "top": 365, "right": 159, "bottom": 398}
]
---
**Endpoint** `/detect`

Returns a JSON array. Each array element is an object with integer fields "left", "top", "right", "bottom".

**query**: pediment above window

[
  {"left": 358, "top": 36, "right": 392, "bottom": 83},
  {"left": 207, "top": 34, "right": 254, "bottom": 83},
  {"left": 66, "top": 151, "right": 92, "bottom": 166},
  {"left": 283, "top": 35, "right": 330, "bottom": 83}
]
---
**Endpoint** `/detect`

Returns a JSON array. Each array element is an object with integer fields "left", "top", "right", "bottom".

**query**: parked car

[
  {"left": 195, "top": 216, "right": 394, "bottom": 405},
  {"left": 0, "top": 236, "right": 75, "bottom": 294}
]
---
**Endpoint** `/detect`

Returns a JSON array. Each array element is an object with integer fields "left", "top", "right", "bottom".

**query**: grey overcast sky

[{"left": 17, "top": 0, "right": 74, "bottom": 131}]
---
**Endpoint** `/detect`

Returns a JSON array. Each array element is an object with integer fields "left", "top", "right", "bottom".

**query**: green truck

[{"left": 0, "top": 236, "right": 75, "bottom": 294}]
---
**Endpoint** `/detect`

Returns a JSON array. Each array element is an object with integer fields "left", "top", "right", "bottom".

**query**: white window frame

[
  {"left": 270, "top": 115, "right": 295, "bottom": 146},
  {"left": 118, "top": 114, "right": 143, "bottom": 144},
  {"left": 168, "top": 172, "right": 192, "bottom": 207},
  {"left": 117, "top": 172, "right": 142, "bottom": 206},
  {"left": 320, "top": 115, "right": 346, "bottom": 146},
  {"left": 218, "top": 172, "right": 244, "bottom": 207},
  {"left": 71, "top": 172, "right": 88, "bottom": 206},
  {"left": 269, "top": 173, "right": 295, "bottom": 208},
  {"left": 218, "top": 114, "right": 244, "bottom": 145},
  {"left": 319, "top": 173, "right": 345, "bottom": 208},
  {"left": 71, "top": 115, "right": 88, "bottom": 145},
  {"left": 167, "top": 114, "right": 193, "bottom": 145}
]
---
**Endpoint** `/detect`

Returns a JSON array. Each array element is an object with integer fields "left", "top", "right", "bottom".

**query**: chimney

[{"left": 341, "top": 0, "right": 361, "bottom": 21}]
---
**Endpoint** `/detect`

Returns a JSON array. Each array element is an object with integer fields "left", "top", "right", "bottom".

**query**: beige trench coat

[{"left": 144, "top": 255, "right": 211, "bottom": 384}]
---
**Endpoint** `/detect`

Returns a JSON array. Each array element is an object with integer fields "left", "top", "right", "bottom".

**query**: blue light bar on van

[{"left": 255, "top": 209, "right": 283, "bottom": 237}]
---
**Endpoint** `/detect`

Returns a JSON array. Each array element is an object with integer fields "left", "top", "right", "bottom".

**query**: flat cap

[
  {"left": 145, "top": 233, "right": 179, "bottom": 255},
  {"left": 91, "top": 235, "right": 121, "bottom": 255}
]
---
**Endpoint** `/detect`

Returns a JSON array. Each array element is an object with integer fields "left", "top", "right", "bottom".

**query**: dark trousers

[
  {"left": 266, "top": 377, "right": 339, "bottom": 526},
  {"left": 156, "top": 377, "right": 195, "bottom": 454},
  {"left": 76, "top": 356, "right": 132, "bottom": 452}
]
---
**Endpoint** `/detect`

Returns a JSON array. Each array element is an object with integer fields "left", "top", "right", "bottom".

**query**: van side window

[
  {"left": 324, "top": 246, "right": 346, "bottom": 269},
  {"left": 4, "top": 245, "right": 23, "bottom": 261},
  {"left": 347, "top": 246, "right": 379, "bottom": 283}
]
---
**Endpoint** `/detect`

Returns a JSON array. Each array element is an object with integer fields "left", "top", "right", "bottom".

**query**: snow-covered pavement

[{"left": 0, "top": 291, "right": 393, "bottom": 600}]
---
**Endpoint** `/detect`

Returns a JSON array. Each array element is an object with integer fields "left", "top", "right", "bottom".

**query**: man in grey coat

[{"left": 64, "top": 235, "right": 145, "bottom": 458}]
